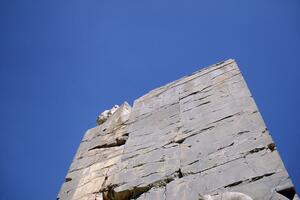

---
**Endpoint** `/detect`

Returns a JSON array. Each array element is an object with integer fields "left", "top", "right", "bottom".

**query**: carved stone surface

[{"left": 58, "top": 59, "right": 297, "bottom": 200}]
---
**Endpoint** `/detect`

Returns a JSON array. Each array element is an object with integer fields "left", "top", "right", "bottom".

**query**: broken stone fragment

[{"left": 96, "top": 105, "right": 119, "bottom": 125}]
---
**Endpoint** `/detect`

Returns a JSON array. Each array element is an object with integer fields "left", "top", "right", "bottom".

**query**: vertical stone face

[{"left": 58, "top": 59, "right": 298, "bottom": 200}]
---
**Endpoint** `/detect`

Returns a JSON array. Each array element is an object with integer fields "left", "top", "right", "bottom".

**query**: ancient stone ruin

[{"left": 58, "top": 59, "right": 298, "bottom": 200}]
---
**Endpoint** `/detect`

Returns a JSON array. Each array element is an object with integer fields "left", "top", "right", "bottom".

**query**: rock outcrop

[{"left": 58, "top": 59, "right": 298, "bottom": 200}]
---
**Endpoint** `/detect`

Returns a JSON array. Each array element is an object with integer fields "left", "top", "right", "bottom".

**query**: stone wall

[{"left": 58, "top": 59, "right": 298, "bottom": 200}]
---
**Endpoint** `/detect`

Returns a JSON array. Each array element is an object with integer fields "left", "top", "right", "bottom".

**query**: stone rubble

[{"left": 58, "top": 59, "right": 298, "bottom": 200}]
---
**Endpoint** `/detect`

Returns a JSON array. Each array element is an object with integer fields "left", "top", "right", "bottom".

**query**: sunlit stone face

[{"left": 57, "top": 59, "right": 298, "bottom": 200}]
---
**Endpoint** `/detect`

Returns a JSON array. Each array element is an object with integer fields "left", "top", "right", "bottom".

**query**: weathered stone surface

[
  {"left": 58, "top": 102, "right": 131, "bottom": 200},
  {"left": 58, "top": 59, "right": 297, "bottom": 200}
]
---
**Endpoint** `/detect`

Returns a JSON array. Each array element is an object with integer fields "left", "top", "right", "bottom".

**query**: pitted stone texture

[{"left": 58, "top": 59, "right": 297, "bottom": 200}]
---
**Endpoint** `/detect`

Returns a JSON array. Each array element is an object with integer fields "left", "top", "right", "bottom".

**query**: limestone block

[{"left": 58, "top": 59, "right": 297, "bottom": 200}]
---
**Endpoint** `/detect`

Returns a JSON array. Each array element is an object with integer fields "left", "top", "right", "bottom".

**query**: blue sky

[{"left": 0, "top": 1, "right": 299, "bottom": 199}]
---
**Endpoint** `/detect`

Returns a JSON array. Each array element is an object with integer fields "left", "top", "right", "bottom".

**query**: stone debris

[
  {"left": 58, "top": 59, "right": 298, "bottom": 200},
  {"left": 96, "top": 105, "right": 120, "bottom": 125}
]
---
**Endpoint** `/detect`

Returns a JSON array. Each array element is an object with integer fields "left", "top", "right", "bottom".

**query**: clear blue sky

[{"left": 0, "top": 1, "right": 299, "bottom": 199}]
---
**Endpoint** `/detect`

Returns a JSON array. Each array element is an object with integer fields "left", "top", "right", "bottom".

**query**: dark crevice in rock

[
  {"left": 179, "top": 85, "right": 213, "bottom": 101},
  {"left": 262, "top": 128, "right": 268, "bottom": 133},
  {"left": 199, "top": 85, "right": 213, "bottom": 93},
  {"left": 217, "top": 142, "right": 234, "bottom": 151},
  {"left": 123, "top": 132, "right": 129, "bottom": 137},
  {"left": 65, "top": 177, "right": 72, "bottom": 182},
  {"left": 245, "top": 143, "right": 276, "bottom": 156},
  {"left": 224, "top": 172, "right": 276, "bottom": 189},
  {"left": 103, "top": 185, "right": 122, "bottom": 200},
  {"left": 224, "top": 180, "right": 243, "bottom": 188},
  {"left": 249, "top": 172, "right": 274, "bottom": 182},
  {"left": 251, "top": 110, "right": 258, "bottom": 114},
  {"left": 174, "top": 138, "right": 185, "bottom": 144},
  {"left": 247, "top": 146, "right": 265, "bottom": 154},
  {"left": 101, "top": 176, "right": 109, "bottom": 189},
  {"left": 237, "top": 130, "right": 250, "bottom": 135},
  {"left": 186, "top": 160, "right": 199, "bottom": 166},
  {"left": 180, "top": 91, "right": 200, "bottom": 101},
  {"left": 177, "top": 168, "right": 183, "bottom": 178},
  {"left": 195, "top": 101, "right": 211, "bottom": 108},
  {"left": 88, "top": 138, "right": 126, "bottom": 151},
  {"left": 276, "top": 186, "right": 296, "bottom": 200},
  {"left": 267, "top": 143, "right": 276, "bottom": 152}
]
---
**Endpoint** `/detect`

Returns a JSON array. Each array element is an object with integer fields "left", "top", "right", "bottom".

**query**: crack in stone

[
  {"left": 216, "top": 142, "right": 234, "bottom": 151},
  {"left": 195, "top": 101, "right": 211, "bottom": 108},
  {"left": 102, "top": 169, "right": 184, "bottom": 200},
  {"left": 88, "top": 138, "right": 127, "bottom": 151},
  {"left": 209, "top": 112, "right": 241, "bottom": 125},
  {"left": 179, "top": 85, "right": 213, "bottom": 101},
  {"left": 224, "top": 172, "right": 276, "bottom": 188}
]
